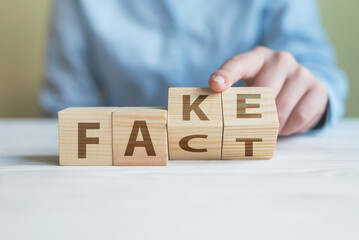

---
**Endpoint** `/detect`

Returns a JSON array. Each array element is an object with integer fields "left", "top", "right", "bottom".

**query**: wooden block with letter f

[
  {"left": 58, "top": 107, "right": 119, "bottom": 165},
  {"left": 168, "top": 88, "right": 223, "bottom": 160},
  {"left": 112, "top": 107, "right": 168, "bottom": 166},
  {"left": 222, "top": 87, "right": 279, "bottom": 160}
]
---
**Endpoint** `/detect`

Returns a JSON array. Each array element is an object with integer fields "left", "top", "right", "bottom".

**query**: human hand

[{"left": 208, "top": 46, "right": 328, "bottom": 136}]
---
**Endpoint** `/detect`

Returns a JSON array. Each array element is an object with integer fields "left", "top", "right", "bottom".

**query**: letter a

[{"left": 125, "top": 120, "right": 156, "bottom": 156}]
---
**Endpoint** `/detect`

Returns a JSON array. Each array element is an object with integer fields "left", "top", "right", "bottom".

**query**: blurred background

[{"left": 0, "top": 0, "right": 358, "bottom": 118}]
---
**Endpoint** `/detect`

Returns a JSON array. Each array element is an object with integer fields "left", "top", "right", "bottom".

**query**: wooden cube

[
  {"left": 168, "top": 88, "right": 223, "bottom": 160},
  {"left": 221, "top": 87, "right": 279, "bottom": 160},
  {"left": 58, "top": 107, "right": 119, "bottom": 165},
  {"left": 112, "top": 107, "right": 168, "bottom": 166}
]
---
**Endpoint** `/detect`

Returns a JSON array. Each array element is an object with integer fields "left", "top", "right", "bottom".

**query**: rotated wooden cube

[
  {"left": 221, "top": 87, "right": 279, "bottom": 160},
  {"left": 112, "top": 107, "right": 168, "bottom": 166},
  {"left": 58, "top": 107, "right": 119, "bottom": 165},
  {"left": 168, "top": 88, "right": 223, "bottom": 160}
]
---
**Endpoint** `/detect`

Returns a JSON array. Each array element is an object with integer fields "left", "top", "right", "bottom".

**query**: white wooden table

[{"left": 0, "top": 119, "right": 358, "bottom": 240}]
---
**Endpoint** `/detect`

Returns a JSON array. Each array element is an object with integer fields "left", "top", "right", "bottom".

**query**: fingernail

[{"left": 213, "top": 75, "right": 225, "bottom": 84}]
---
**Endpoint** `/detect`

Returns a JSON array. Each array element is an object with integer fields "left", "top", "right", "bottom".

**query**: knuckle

[
  {"left": 292, "top": 66, "right": 311, "bottom": 83},
  {"left": 254, "top": 46, "right": 274, "bottom": 57},
  {"left": 228, "top": 55, "right": 242, "bottom": 62},
  {"left": 228, "top": 54, "right": 247, "bottom": 63},
  {"left": 275, "top": 51, "right": 295, "bottom": 65},
  {"left": 254, "top": 46, "right": 268, "bottom": 52},
  {"left": 295, "top": 107, "right": 309, "bottom": 125},
  {"left": 314, "top": 80, "right": 327, "bottom": 94}
]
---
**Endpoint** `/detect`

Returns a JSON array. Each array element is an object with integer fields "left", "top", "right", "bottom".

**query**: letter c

[{"left": 179, "top": 135, "right": 208, "bottom": 152}]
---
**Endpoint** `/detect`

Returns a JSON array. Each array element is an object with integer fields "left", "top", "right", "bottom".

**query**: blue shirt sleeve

[
  {"left": 39, "top": 0, "right": 103, "bottom": 116},
  {"left": 260, "top": 0, "right": 349, "bottom": 129}
]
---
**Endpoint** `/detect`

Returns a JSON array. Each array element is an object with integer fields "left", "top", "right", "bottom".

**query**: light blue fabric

[{"left": 41, "top": 0, "right": 348, "bottom": 128}]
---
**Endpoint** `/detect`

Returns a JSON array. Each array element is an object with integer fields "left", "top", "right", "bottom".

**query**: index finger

[{"left": 208, "top": 46, "right": 272, "bottom": 92}]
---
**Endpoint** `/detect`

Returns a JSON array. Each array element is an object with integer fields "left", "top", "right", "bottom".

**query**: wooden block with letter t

[
  {"left": 58, "top": 107, "right": 119, "bottom": 165},
  {"left": 221, "top": 87, "right": 279, "bottom": 160},
  {"left": 168, "top": 88, "right": 223, "bottom": 160},
  {"left": 112, "top": 107, "right": 168, "bottom": 166}
]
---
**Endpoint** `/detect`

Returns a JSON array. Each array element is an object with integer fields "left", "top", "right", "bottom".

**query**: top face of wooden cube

[
  {"left": 168, "top": 88, "right": 222, "bottom": 127},
  {"left": 59, "top": 107, "right": 119, "bottom": 114},
  {"left": 222, "top": 87, "right": 279, "bottom": 128},
  {"left": 113, "top": 107, "right": 167, "bottom": 116}
]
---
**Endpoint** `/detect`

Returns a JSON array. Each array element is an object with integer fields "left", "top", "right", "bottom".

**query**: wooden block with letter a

[
  {"left": 58, "top": 107, "right": 119, "bottom": 165},
  {"left": 221, "top": 87, "right": 279, "bottom": 160},
  {"left": 168, "top": 88, "right": 223, "bottom": 160},
  {"left": 112, "top": 107, "right": 168, "bottom": 166}
]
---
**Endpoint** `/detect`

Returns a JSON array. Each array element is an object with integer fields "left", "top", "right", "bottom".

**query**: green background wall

[
  {"left": 318, "top": 0, "right": 359, "bottom": 117},
  {"left": 0, "top": 0, "right": 358, "bottom": 117}
]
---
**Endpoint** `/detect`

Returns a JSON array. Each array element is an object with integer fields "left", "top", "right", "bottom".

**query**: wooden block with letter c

[
  {"left": 58, "top": 107, "right": 119, "bottom": 166},
  {"left": 112, "top": 107, "right": 168, "bottom": 166},
  {"left": 221, "top": 87, "right": 279, "bottom": 160},
  {"left": 167, "top": 88, "right": 223, "bottom": 160}
]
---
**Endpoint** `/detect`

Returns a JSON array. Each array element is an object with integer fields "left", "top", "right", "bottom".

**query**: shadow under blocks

[{"left": 58, "top": 87, "right": 279, "bottom": 166}]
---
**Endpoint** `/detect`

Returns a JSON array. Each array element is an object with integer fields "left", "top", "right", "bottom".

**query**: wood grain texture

[
  {"left": 58, "top": 107, "right": 119, "bottom": 166},
  {"left": 113, "top": 107, "right": 168, "bottom": 166},
  {"left": 168, "top": 88, "right": 222, "bottom": 160},
  {"left": 222, "top": 87, "right": 279, "bottom": 160}
]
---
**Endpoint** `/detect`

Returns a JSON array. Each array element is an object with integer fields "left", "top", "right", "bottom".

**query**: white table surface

[{"left": 0, "top": 118, "right": 358, "bottom": 240}]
